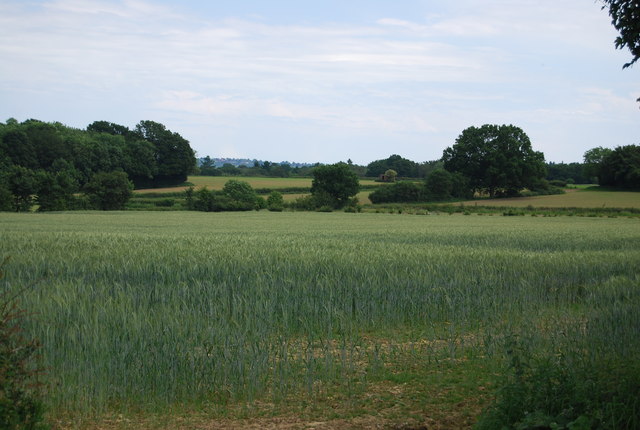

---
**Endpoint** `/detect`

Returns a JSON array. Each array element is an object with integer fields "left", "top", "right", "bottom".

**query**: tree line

[
  {"left": 368, "top": 124, "right": 640, "bottom": 205},
  {"left": 0, "top": 118, "right": 196, "bottom": 211}
]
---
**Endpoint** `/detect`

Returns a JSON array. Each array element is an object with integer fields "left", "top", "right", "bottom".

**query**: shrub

[
  {"left": 222, "top": 180, "right": 259, "bottom": 211},
  {"left": 154, "top": 198, "right": 175, "bottom": 207},
  {"left": 266, "top": 191, "right": 285, "bottom": 212},
  {"left": 369, "top": 181, "right": 423, "bottom": 204}
]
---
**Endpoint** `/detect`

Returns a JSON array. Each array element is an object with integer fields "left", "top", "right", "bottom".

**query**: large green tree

[
  {"left": 311, "top": 163, "right": 360, "bottom": 208},
  {"left": 442, "top": 124, "right": 546, "bottom": 197},
  {"left": 134, "top": 120, "right": 196, "bottom": 186},
  {"left": 83, "top": 171, "right": 133, "bottom": 210},
  {"left": 598, "top": 144, "right": 640, "bottom": 188},
  {"left": 583, "top": 146, "right": 613, "bottom": 183}
]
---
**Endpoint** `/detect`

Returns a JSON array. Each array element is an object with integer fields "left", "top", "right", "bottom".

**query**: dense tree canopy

[
  {"left": 366, "top": 154, "right": 420, "bottom": 178},
  {"left": 134, "top": 120, "right": 195, "bottom": 186},
  {"left": 0, "top": 118, "right": 195, "bottom": 187},
  {"left": 83, "top": 171, "right": 133, "bottom": 210},
  {"left": 311, "top": 163, "right": 360, "bottom": 208},
  {"left": 583, "top": 146, "right": 614, "bottom": 183},
  {"left": 442, "top": 124, "right": 546, "bottom": 197},
  {"left": 0, "top": 118, "right": 196, "bottom": 211},
  {"left": 596, "top": 144, "right": 640, "bottom": 188},
  {"left": 545, "top": 162, "right": 589, "bottom": 184}
]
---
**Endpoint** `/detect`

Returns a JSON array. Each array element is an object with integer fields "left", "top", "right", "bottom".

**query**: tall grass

[{"left": 0, "top": 212, "right": 638, "bottom": 423}]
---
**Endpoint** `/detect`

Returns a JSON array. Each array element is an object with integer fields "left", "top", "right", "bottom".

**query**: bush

[
  {"left": 476, "top": 337, "right": 640, "bottom": 430},
  {"left": 311, "top": 163, "right": 359, "bottom": 208},
  {"left": 83, "top": 171, "right": 133, "bottom": 210},
  {"left": 369, "top": 181, "right": 423, "bottom": 204},
  {"left": 266, "top": 191, "right": 284, "bottom": 212},
  {"left": 222, "top": 180, "right": 259, "bottom": 211},
  {"left": 0, "top": 258, "right": 48, "bottom": 430},
  {"left": 154, "top": 198, "right": 175, "bottom": 207}
]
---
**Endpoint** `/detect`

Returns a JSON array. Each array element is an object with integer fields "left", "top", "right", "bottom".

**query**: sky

[{"left": 0, "top": 0, "right": 638, "bottom": 165}]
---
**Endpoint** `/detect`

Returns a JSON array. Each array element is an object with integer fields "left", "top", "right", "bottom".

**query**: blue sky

[{"left": 1, "top": 0, "right": 638, "bottom": 164}]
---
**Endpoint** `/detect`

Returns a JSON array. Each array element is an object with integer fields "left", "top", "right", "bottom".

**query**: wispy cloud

[{"left": 0, "top": 0, "right": 637, "bottom": 163}]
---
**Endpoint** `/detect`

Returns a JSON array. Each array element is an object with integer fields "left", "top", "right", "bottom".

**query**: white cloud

[{"left": 0, "top": 0, "right": 637, "bottom": 163}]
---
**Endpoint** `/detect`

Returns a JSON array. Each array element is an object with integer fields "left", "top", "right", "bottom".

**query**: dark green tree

[
  {"left": 599, "top": 144, "right": 640, "bottom": 188},
  {"left": 222, "top": 179, "right": 258, "bottom": 210},
  {"left": 23, "top": 120, "right": 68, "bottom": 170},
  {"left": 424, "top": 169, "right": 473, "bottom": 201},
  {"left": 266, "top": 191, "right": 285, "bottom": 211},
  {"left": 366, "top": 154, "right": 419, "bottom": 178},
  {"left": 122, "top": 139, "right": 158, "bottom": 188},
  {"left": 192, "top": 187, "right": 216, "bottom": 212},
  {"left": 311, "top": 163, "right": 360, "bottom": 208},
  {"left": 368, "top": 181, "right": 423, "bottom": 204},
  {"left": 198, "top": 156, "right": 219, "bottom": 176},
  {"left": 134, "top": 120, "right": 196, "bottom": 186},
  {"left": 36, "top": 169, "right": 79, "bottom": 212},
  {"left": 425, "top": 169, "right": 453, "bottom": 201},
  {"left": 86, "top": 120, "right": 132, "bottom": 137},
  {"left": 220, "top": 163, "right": 241, "bottom": 176},
  {"left": 83, "top": 171, "right": 133, "bottom": 210},
  {"left": 2, "top": 130, "right": 38, "bottom": 169},
  {"left": 545, "top": 162, "right": 588, "bottom": 184},
  {"left": 583, "top": 146, "right": 614, "bottom": 183},
  {"left": 7, "top": 166, "right": 38, "bottom": 212},
  {"left": 442, "top": 124, "right": 546, "bottom": 197}
]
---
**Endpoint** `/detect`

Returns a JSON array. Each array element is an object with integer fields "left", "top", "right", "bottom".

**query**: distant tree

[
  {"left": 311, "top": 163, "right": 360, "bottom": 208},
  {"left": 36, "top": 169, "right": 79, "bottom": 211},
  {"left": 87, "top": 120, "right": 132, "bottom": 137},
  {"left": 269, "top": 163, "right": 292, "bottom": 178},
  {"left": 442, "top": 124, "right": 546, "bottom": 197},
  {"left": 583, "top": 146, "right": 614, "bottom": 183},
  {"left": 134, "top": 120, "right": 196, "bottom": 186},
  {"left": 366, "top": 154, "right": 419, "bottom": 178},
  {"left": 7, "top": 166, "right": 38, "bottom": 212},
  {"left": 424, "top": 169, "right": 472, "bottom": 201},
  {"left": 0, "top": 185, "right": 11, "bottom": 211},
  {"left": 2, "top": 130, "right": 38, "bottom": 169},
  {"left": 122, "top": 139, "right": 158, "bottom": 187},
  {"left": 415, "top": 160, "right": 444, "bottom": 179},
  {"left": 83, "top": 171, "right": 133, "bottom": 210},
  {"left": 222, "top": 179, "right": 259, "bottom": 210},
  {"left": 23, "top": 120, "right": 69, "bottom": 169},
  {"left": 192, "top": 187, "right": 216, "bottom": 212},
  {"left": 384, "top": 169, "right": 398, "bottom": 182},
  {"left": 266, "top": 191, "right": 285, "bottom": 211},
  {"left": 599, "top": 144, "right": 640, "bottom": 188},
  {"left": 424, "top": 170, "right": 453, "bottom": 201},
  {"left": 368, "top": 181, "right": 422, "bottom": 204},
  {"left": 545, "top": 162, "right": 588, "bottom": 184},
  {"left": 220, "top": 163, "right": 241, "bottom": 176},
  {"left": 199, "top": 156, "right": 220, "bottom": 176}
]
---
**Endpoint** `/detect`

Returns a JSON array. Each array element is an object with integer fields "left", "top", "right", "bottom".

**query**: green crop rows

[{"left": 1, "top": 211, "right": 639, "bottom": 426}]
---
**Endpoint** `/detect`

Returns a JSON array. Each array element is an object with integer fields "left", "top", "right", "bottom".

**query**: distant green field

[
  {"left": 458, "top": 188, "right": 640, "bottom": 209},
  {"left": 135, "top": 176, "right": 383, "bottom": 193},
  {"left": 2, "top": 211, "right": 639, "bottom": 428}
]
